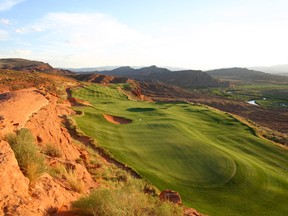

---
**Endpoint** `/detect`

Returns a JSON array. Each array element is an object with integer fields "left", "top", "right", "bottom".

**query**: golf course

[{"left": 71, "top": 84, "right": 288, "bottom": 216}]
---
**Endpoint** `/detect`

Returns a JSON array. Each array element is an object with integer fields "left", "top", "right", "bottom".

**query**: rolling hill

[
  {"left": 206, "top": 67, "right": 288, "bottom": 83},
  {"left": 74, "top": 73, "right": 132, "bottom": 84},
  {"left": 97, "top": 65, "right": 229, "bottom": 88}
]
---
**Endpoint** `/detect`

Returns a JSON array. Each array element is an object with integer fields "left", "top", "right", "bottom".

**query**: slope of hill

[
  {"left": 0, "top": 58, "right": 73, "bottom": 75},
  {"left": 0, "top": 67, "right": 198, "bottom": 215},
  {"left": 0, "top": 70, "right": 92, "bottom": 215},
  {"left": 98, "top": 65, "right": 229, "bottom": 88},
  {"left": 0, "top": 58, "right": 53, "bottom": 71},
  {"left": 74, "top": 73, "right": 132, "bottom": 84},
  {"left": 71, "top": 84, "right": 288, "bottom": 216},
  {"left": 207, "top": 67, "right": 288, "bottom": 83}
]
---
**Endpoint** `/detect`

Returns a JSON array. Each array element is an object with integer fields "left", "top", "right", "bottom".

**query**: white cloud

[
  {"left": 0, "top": 0, "right": 25, "bottom": 11},
  {"left": 36, "top": 12, "right": 148, "bottom": 47},
  {"left": 15, "top": 26, "right": 43, "bottom": 33},
  {"left": 0, "top": 18, "right": 10, "bottom": 25},
  {"left": 11, "top": 49, "right": 32, "bottom": 55},
  {"left": 9, "top": 11, "right": 288, "bottom": 69},
  {"left": 15, "top": 27, "right": 27, "bottom": 33},
  {"left": 26, "top": 12, "right": 153, "bottom": 67}
]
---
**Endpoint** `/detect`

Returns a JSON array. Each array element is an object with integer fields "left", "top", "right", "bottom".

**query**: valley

[
  {"left": 202, "top": 83, "right": 288, "bottom": 109},
  {"left": 0, "top": 58, "right": 287, "bottom": 216},
  {"left": 2, "top": 1, "right": 288, "bottom": 215}
]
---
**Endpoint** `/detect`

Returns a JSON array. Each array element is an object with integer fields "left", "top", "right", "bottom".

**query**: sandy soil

[{"left": 103, "top": 114, "right": 132, "bottom": 124}]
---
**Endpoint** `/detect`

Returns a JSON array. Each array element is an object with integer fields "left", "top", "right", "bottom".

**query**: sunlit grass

[{"left": 71, "top": 84, "right": 288, "bottom": 216}]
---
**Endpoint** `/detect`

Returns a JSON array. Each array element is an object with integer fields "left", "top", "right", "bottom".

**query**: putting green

[{"left": 72, "top": 84, "right": 288, "bottom": 216}]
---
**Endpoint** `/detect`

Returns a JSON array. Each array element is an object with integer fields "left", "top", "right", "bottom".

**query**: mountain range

[
  {"left": 95, "top": 65, "right": 229, "bottom": 88},
  {"left": 249, "top": 64, "right": 288, "bottom": 76},
  {"left": 206, "top": 67, "right": 288, "bottom": 83}
]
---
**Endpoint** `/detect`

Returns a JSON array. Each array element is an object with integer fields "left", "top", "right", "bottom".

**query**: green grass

[{"left": 71, "top": 84, "right": 288, "bottom": 216}]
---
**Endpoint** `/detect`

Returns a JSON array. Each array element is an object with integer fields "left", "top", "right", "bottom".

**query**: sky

[{"left": 0, "top": 0, "right": 288, "bottom": 70}]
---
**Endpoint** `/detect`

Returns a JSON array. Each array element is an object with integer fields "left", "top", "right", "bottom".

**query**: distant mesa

[
  {"left": 0, "top": 58, "right": 73, "bottom": 75},
  {"left": 74, "top": 73, "right": 132, "bottom": 84},
  {"left": 103, "top": 114, "right": 132, "bottom": 124},
  {"left": 206, "top": 67, "right": 288, "bottom": 83},
  {"left": 80, "top": 65, "right": 230, "bottom": 88},
  {"left": 0, "top": 58, "right": 53, "bottom": 71}
]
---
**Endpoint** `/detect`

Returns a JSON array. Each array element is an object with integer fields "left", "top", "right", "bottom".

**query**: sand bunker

[{"left": 103, "top": 114, "right": 132, "bottom": 124}]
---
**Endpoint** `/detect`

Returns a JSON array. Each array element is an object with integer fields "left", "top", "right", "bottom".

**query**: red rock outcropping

[
  {"left": 159, "top": 189, "right": 182, "bottom": 205},
  {"left": 0, "top": 87, "right": 98, "bottom": 215}
]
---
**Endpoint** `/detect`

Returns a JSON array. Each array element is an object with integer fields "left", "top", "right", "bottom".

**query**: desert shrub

[
  {"left": 49, "top": 163, "right": 84, "bottom": 193},
  {"left": 72, "top": 181, "right": 183, "bottom": 216},
  {"left": 5, "top": 128, "right": 46, "bottom": 183},
  {"left": 48, "top": 163, "right": 67, "bottom": 178},
  {"left": 65, "top": 168, "right": 84, "bottom": 193},
  {"left": 153, "top": 201, "right": 183, "bottom": 216},
  {"left": 43, "top": 143, "right": 62, "bottom": 157},
  {"left": 75, "top": 158, "right": 84, "bottom": 164}
]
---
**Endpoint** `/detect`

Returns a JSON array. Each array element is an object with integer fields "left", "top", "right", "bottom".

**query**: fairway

[{"left": 72, "top": 84, "right": 288, "bottom": 216}]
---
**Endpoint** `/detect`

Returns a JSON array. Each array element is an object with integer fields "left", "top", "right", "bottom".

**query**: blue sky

[{"left": 0, "top": 0, "right": 288, "bottom": 69}]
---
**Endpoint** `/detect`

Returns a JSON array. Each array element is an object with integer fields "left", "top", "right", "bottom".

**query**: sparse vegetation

[
  {"left": 65, "top": 168, "right": 84, "bottom": 193},
  {"left": 5, "top": 128, "right": 46, "bottom": 183},
  {"left": 0, "top": 69, "right": 73, "bottom": 97},
  {"left": 72, "top": 180, "right": 183, "bottom": 216},
  {"left": 43, "top": 143, "right": 62, "bottom": 157},
  {"left": 49, "top": 163, "right": 84, "bottom": 193},
  {"left": 49, "top": 163, "right": 67, "bottom": 178},
  {"left": 75, "top": 158, "right": 84, "bottom": 164}
]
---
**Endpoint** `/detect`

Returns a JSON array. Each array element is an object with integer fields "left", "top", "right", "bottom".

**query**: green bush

[
  {"left": 49, "top": 163, "right": 67, "bottom": 178},
  {"left": 72, "top": 181, "right": 183, "bottom": 216},
  {"left": 5, "top": 128, "right": 46, "bottom": 183},
  {"left": 48, "top": 163, "right": 84, "bottom": 193},
  {"left": 43, "top": 143, "right": 62, "bottom": 157}
]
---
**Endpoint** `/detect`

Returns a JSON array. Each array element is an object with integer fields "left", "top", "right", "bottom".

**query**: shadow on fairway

[{"left": 127, "top": 107, "right": 156, "bottom": 112}]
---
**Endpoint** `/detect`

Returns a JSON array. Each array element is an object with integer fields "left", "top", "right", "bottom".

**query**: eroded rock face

[
  {"left": 0, "top": 140, "right": 29, "bottom": 216},
  {"left": 159, "top": 189, "right": 182, "bottom": 205},
  {"left": 0, "top": 88, "right": 48, "bottom": 137},
  {"left": 25, "top": 94, "right": 80, "bottom": 161},
  {"left": 24, "top": 173, "right": 81, "bottom": 216},
  {"left": 48, "top": 158, "right": 98, "bottom": 193},
  {"left": 0, "top": 88, "right": 98, "bottom": 215},
  {"left": 0, "top": 140, "right": 82, "bottom": 216}
]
